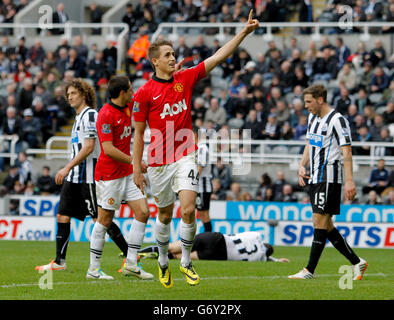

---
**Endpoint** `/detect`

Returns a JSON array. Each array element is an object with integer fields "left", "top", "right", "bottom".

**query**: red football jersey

[
  {"left": 133, "top": 62, "right": 206, "bottom": 166},
  {"left": 95, "top": 102, "right": 133, "bottom": 181}
]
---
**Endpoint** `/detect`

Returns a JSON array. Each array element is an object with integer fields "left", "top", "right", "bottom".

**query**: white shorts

[
  {"left": 96, "top": 174, "right": 145, "bottom": 210},
  {"left": 147, "top": 151, "right": 199, "bottom": 208}
]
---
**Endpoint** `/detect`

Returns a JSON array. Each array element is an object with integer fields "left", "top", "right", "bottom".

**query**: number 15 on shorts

[{"left": 315, "top": 192, "right": 325, "bottom": 209}]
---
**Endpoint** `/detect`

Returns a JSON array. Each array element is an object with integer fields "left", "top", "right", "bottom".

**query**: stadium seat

[{"left": 369, "top": 93, "right": 383, "bottom": 104}]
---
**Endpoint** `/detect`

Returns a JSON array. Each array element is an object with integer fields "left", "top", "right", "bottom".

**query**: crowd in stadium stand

[{"left": 0, "top": 0, "right": 393, "bottom": 208}]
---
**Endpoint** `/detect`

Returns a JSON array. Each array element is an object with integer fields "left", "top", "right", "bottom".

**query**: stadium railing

[
  {"left": 152, "top": 21, "right": 394, "bottom": 43},
  {"left": 0, "top": 135, "right": 19, "bottom": 166},
  {"left": 6, "top": 136, "right": 392, "bottom": 168},
  {"left": 0, "top": 22, "right": 129, "bottom": 71}
]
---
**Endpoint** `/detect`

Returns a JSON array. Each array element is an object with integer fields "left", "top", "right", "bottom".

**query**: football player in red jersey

[
  {"left": 87, "top": 76, "right": 153, "bottom": 280},
  {"left": 132, "top": 11, "right": 259, "bottom": 288}
]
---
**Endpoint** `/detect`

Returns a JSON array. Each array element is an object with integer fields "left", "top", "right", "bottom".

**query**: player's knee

[{"left": 181, "top": 203, "right": 196, "bottom": 217}]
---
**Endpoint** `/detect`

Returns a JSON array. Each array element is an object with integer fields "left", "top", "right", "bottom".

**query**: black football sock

[
  {"left": 55, "top": 222, "right": 70, "bottom": 264},
  {"left": 327, "top": 228, "right": 360, "bottom": 265},
  {"left": 167, "top": 252, "right": 174, "bottom": 259},
  {"left": 107, "top": 222, "right": 128, "bottom": 257},
  {"left": 306, "top": 228, "right": 328, "bottom": 274},
  {"left": 203, "top": 221, "right": 212, "bottom": 232}
]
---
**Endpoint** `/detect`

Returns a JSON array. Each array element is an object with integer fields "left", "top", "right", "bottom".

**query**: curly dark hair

[{"left": 64, "top": 78, "right": 97, "bottom": 109}]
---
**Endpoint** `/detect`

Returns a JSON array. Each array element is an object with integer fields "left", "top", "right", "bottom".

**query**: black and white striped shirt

[
  {"left": 66, "top": 107, "right": 100, "bottom": 184},
  {"left": 223, "top": 232, "right": 268, "bottom": 261},
  {"left": 306, "top": 109, "right": 352, "bottom": 184},
  {"left": 197, "top": 142, "right": 213, "bottom": 193}
]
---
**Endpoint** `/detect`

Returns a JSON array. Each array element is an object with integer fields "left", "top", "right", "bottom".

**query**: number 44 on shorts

[{"left": 188, "top": 169, "right": 199, "bottom": 186}]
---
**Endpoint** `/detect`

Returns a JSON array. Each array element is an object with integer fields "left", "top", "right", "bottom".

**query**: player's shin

[
  {"left": 327, "top": 228, "right": 360, "bottom": 265},
  {"left": 305, "top": 228, "right": 328, "bottom": 274},
  {"left": 155, "top": 217, "right": 171, "bottom": 267},
  {"left": 89, "top": 222, "right": 107, "bottom": 270},
  {"left": 55, "top": 222, "right": 70, "bottom": 265},
  {"left": 126, "top": 219, "right": 146, "bottom": 266},
  {"left": 180, "top": 220, "right": 197, "bottom": 267}
]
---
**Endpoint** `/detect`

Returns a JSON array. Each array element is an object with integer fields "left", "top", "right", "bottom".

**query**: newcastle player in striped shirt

[
  {"left": 288, "top": 84, "right": 368, "bottom": 280},
  {"left": 35, "top": 79, "right": 129, "bottom": 272},
  {"left": 193, "top": 126, "right": 213, "bottom": 232}
]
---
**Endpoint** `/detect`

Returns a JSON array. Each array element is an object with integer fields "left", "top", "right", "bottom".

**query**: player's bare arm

[
  {"left": 204, "top": 10, "right": 259, "bottom": 74},
  {"left": 133, "top": 121, "right": 148, "bottom": 194},
  {"left": 55, "top": 138, "right": 95, "bottom": 185},
  {"left": 341, "top": 145, "right": 357, "bottom": 201},
  {"left": 298, "top": 142, "right": 310, "bottom": 187}
]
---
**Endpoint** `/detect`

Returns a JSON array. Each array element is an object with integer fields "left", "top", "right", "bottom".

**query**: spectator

[
  {"left": 210, "top": 178, "right": 226, "bottom": 201},
  {"left": 26, "top": 40, "right": 46, "bottom": 67},
  {"left": 64, "top": 48, "right": 86, "bottom": 78},
  {"left": 122, "top": 3, "right": 138, "bottom": 35},
  {"left": 229, "top": 86, "right": 252, "bottom": 118},
  {"left": 2, "top": 165, "right": 20, "bottom": 192},
  {"left": 43, "top": 72, "right": 61, "bottom": 94},
  {"left": 212, "top": 158, "right": 232, "bottom": 190},
  {"left": 336, "top": 63, "right": 357, "bottom": 92},
  {"left": 204, "top": 97, "right": 227, "bottom": 127},
  {"left": 55, "top": 48, "right": 68, "bottom": 77},
  {"left": 16, "top": 78, "right": 34, "bottom": 114},
  {"left": 191, "top": 97, "right": 206, "bottom": 123},
  {"left": 382, "top": 81, "right": 394, "bottom": 105},
  {"left": 15, "top": 151, "right": 32, "bottom": 186},
  {"left": 272, "top": 170, "right": 287, "bottom": 201},
  {"left": 197, "top": 0, "right": 214, "bottom": 23},
  {"left": 346, "top": 104, "right": 358, "bottom": 129},
  {"left": 370, "top": 66, "right": 390, "bottom": 93},
  {"left": 293, "top": 65, "right": 309, "bottom": 89},
  {"left": 312, "top": 48, "right": 338, "bottom": 82},
  {"left": 382, "top": 101, "right": 394, "bottom": 125},
  {"left": 354, "top": 87, "right": 372, "bottom": 113},
  {"left": 51, "top": 2, "right": 69, "bottom": 35},
  {"left": 88, "top": 51, "right": 107, "bottom": 87},
  {"left": 125, "top": 27, "right": 150, "bottom": 78},
  {"left": 15, "top": 36, "right": 28, "bottom": 61},
  {"left": 353, "top": 125, "right": 372, "bottom": 155},
  {"left": 175, "top": 36, "right": 191, "bottom": 63},
  {"left": 255, "top": 173, "right": 272, "bottom": 201},
  {"left": 362, "top": 159, "right": 391, "bottom": 195},
  {"left": 226, "top": 182, "right": 242, "bottom": 201},
  {"left": 278, "top": 60, "right": 295, "bottom": 94},
  {"left": 280, "top": 184, "right": 298, "bottom": 202},
  {"left": 103, "top": 38, "right": 117, "bottom": 72},
  {"left": 289, "top": 98, "right": 307, "bottom": 128},
  {"left": 363, "top": 105, "right": 376, "bottom": 127},
  {"left": 351, "top": 114, "right": 365, "bottom": 140},
  {"left": 358, "top": 61, "right": 374, "bottom": 90},
  {"left": 365, "top": 190, "right": 381, "bottom": 205},
  {"left": 280, "top": 121, "right": 294, "bottom": 140},
  {"left": 21, "top": 108, "right": 41, "bottom": 148},
  {"left": 89, "top": 2, "right": 103, "bottom": 35},
  {"left": 369, "top": 38, "right": 386, "bottom": 67},
  {"left": 294, "top": 115, "right": 308, "bottom": 140},
  {"left": 335, "top": 37, "right": 351, "bottom": 70},
  {"left": 369, "top": 114, "right": 385, "bottom": 141},
  {"left": 383, "top": 190, "right": 394, "bottom": 205},
  {"left": 333, "top": 86, "right": 354, "bottom": 115},
  {"left": 299, "top": 0, "right": 313, "bottom": 34},
  {"left": 276, "top": 100, "right": 290, "bottom": 126},
  {"left": 262, "top": 113, "right": 280, "bottom": 140},
  {"left": 0, "top": 106, "right": 23, "bottom": 155},
  {"left": 243, "top": 109, "right": 263, "bottom": 140},
  {"left": 150, "top": 0, "right": 168, "bottom": 24},
  {"left": 36, "top": 166, "right": 57, "bottom": 195},
  {"left": 72, "top": 36, "right": 89, "bottom": 61},
  {"left": 176, "top": 0, "right": 198, "bottom": 22},
  {"left": 374, "top": 127, "right": 394, "bottom": 157}
]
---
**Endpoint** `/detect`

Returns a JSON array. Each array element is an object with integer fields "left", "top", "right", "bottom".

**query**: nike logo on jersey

[
  {"left": 153, "top": 94, "right": 162, "bottom": 100},
  {"left": 117, "top": 119, "right": 122, "bottom": 124},
  {"left": 160, "top": 99, "right": 187, "bottom": 119}
]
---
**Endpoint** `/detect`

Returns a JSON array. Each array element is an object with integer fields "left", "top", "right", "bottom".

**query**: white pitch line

[{"left": 0, "top": 273, "right": 389, "bottom": 289}]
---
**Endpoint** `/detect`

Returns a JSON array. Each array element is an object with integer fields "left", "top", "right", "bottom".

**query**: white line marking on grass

[{"left": 0, "top": 273, "right": 390, "bottom": 289}]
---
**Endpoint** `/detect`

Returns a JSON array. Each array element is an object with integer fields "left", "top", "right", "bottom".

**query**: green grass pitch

[{"left": 0, "top": 240, "right": 393, "bottom": 300}]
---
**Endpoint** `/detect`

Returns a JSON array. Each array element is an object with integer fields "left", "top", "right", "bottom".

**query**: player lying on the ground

[{"left": 138, "top": 231, "right": 289, "bottom": 263}]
